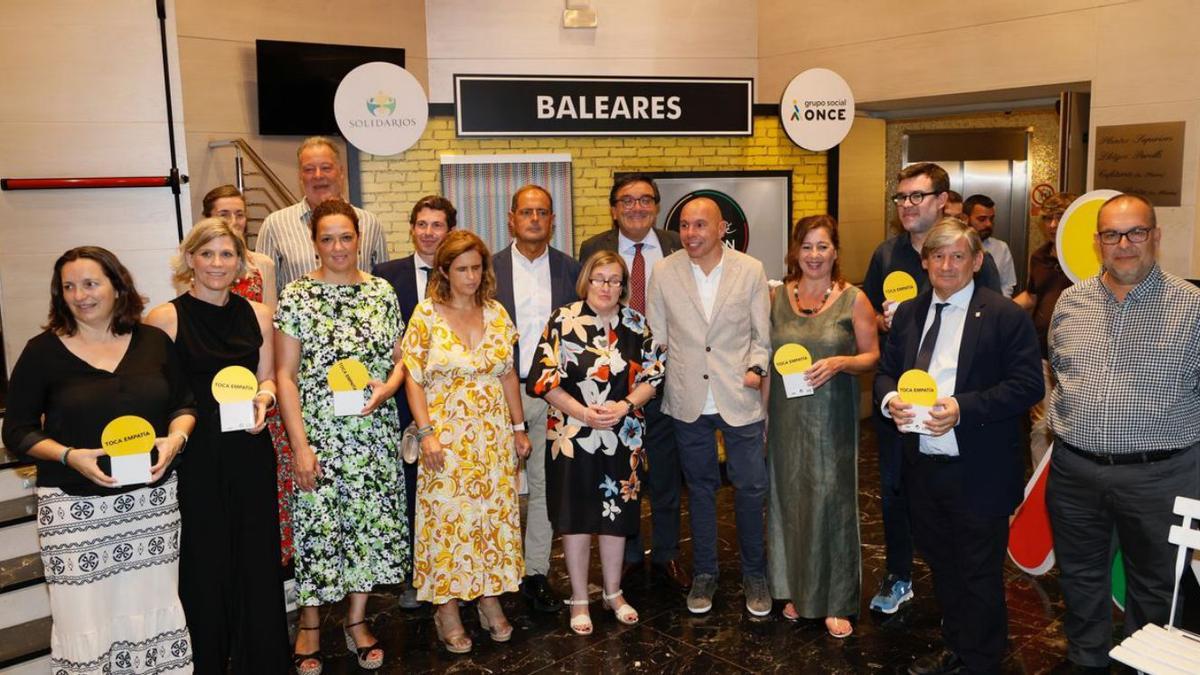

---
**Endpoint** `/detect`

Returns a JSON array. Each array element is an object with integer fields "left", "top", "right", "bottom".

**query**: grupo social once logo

[
  {"left": 335, "top": 62, "right": 428, "bottom": 156},
  {"left": 780, "top": 68, "right": 855, "bottom": 152},
  {"left": 663, "top": 190, "right": 750, "bottom": 253}
]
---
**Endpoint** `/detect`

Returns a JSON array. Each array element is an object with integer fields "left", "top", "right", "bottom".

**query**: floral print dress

[
  {"left": 527, "top": 301, "right": 666, "bottom": 536},
  {"left": 232, "top": 267, "right": 294, "bottom": 566},
  {"left": 274, "top": 275, "right": 408, "bottom": 605},
  {"left": 401, "top": 298, "right": 524, "bottom": 604}
]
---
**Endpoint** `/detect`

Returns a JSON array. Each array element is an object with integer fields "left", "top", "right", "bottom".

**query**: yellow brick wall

[{"left": 359, "top": 116, "right": 827, "bottom": 259}]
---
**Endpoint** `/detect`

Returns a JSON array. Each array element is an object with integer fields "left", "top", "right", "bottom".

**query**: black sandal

[
  {"left": 343, "top": 620, "right": 384, "bottom": 670},
  {"left": 293, "top": 624, "right": 322, "bottom": 675}
]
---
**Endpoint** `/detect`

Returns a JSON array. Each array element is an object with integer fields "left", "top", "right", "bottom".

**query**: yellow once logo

[
  {"left": 883, "top": 271, "right": 918, "bottom": 303},
  {"left": 327, "top": 358, "right": 370, "bottom": 392},
  {"left": 211, "top": 365, "right": 258, "bottom": 403},
  {"left": 101, "top": 415, "right": 156, "bottom": 457},
  {"left": 773, "top": 343, "right": 812, "bottom": 375},
  {"left": 897, "top": 369, "right": 938, "bottom": 407}
]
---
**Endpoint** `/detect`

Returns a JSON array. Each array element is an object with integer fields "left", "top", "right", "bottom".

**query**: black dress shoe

[
  {"left": 651, "top": 560, "right": 692, "bottom": 593},
  {"left": 908, "top": 648, "right": 964, "bottom": 675},
  {"left": 521, "top": 574, "right": 561, "bottom": 613}
]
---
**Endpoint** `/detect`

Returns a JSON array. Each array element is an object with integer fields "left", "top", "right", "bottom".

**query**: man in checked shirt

[{"left": 1047, "top": 193, "right": 1200, "bottom": 672}]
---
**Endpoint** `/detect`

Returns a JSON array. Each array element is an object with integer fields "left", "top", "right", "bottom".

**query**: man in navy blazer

[
  {"left": 576, "top": 174, "right": 690, "bottom": 594},
  {"left": 493, "top": 184, "right": 582, "bottom": 613},
  {"left": 371, "top": 195, "right": 457, "bottom": 609},
  {"left": 874, "top": 219, "right": 1042, "bottom": 675}
]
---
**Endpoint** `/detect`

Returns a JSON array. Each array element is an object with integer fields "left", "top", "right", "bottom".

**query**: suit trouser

[
  {"left": 907, "top": 453, "right": 1009, "bottom": 674},
  {"left": 1045, "top": 443, "right": 1200, "bottom": 667},
  {"left": 624, "top": 397, "right": 683, "bottom": 565},
  {"left": 674, "top": 414, "right": 767, "bottom": 578},
  {"left": 875, "top": 417, "right": 914, "bottom": 581},
  {"left": 520, "top": 390, "right": 553, "bottom": 576},
  {"left": 401, "top": 455, "right": 417, "bottom": 581}
]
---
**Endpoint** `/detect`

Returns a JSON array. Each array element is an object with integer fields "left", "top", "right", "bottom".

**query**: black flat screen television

[{"left": 256, "top": 39, "right": 406, "bottom": 136}]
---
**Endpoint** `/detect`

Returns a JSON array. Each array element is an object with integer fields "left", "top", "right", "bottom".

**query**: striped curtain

[{"left": 440, "top": 153, "right": 574, "bottom": 255}]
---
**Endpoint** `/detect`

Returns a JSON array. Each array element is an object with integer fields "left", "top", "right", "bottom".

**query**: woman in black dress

[
  {"left": 3, "top": 246, "right": 196, "bottom": 674},
  {"left": 145, "top": 218, "right": 289, "bottom": 674},
  {"left": 526, "top": 250, "right": 665, "bottom": 636}
]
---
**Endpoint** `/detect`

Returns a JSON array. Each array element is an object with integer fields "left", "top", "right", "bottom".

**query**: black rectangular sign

[{"left": 454, "top": 75, "right": 753, "bottom": 137}]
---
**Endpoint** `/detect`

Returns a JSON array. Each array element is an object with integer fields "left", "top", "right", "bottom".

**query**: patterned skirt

[{"left": 36, "top": 475, "right": 192, "bottom": 674}]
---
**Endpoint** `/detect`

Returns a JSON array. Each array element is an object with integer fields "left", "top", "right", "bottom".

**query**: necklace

[{"left": 793, "top": 282, "right": 833, "bottom": 315}]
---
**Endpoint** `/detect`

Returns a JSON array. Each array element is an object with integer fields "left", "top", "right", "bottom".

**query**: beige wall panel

[
  {"left": 1090, "top": 0, "right": 1200, "bottom": 106},
  {"left": 0, "top": 190, "right": 185, "bottom": 257},
  {"left": 0, "top": 122, "right": 188, "bottom": 178},
  {"left": 836, "top": 118, "right": 887, "bottom": 284}
]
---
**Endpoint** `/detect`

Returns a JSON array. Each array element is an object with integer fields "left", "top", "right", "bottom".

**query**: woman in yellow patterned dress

[{"left": 402, "top": 230, "right": 533, "bottom": 654}]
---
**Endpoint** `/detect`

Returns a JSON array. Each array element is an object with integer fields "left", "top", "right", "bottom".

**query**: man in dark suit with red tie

[
  {"left": 874, "top": 219, "right": 1043, "bottom": 674},
  {"left": 576, "top": 174, "right": 690, "bottom": 594},
  {"left": 372, "top": 194, "right": 456, "bottom": 609}
]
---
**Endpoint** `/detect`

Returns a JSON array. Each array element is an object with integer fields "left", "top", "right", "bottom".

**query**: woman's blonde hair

[
  {"left": 576, "top": 250, "right": 629, "bottom": 303},
  {"left": 427, "top": 230, "right": 496, "bottom": 306},
  {"left": 171, "top": 218, "right": 249, "bottom": 286}
]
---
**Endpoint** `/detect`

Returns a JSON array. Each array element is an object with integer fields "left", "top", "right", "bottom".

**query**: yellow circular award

[
  {"left": 327, "top": 358, "right": 370, "bottom": 392},
  {"left": 101, "top": 415, "right": 156, "bottom": 457},
  {"left": 897, "top": 369, "right": 938, "bottom": 407},
  {"left": 883, "top": 271, "right": 918, "bottom": 303},
  {"left": 211, "top": 365, "right": 258, "bottom": 403},
  {"left": 1057, "top": 189, "right": 1121, "bottom": 284},
  {"left": 773, "top": 343, "right": 813, "bottom": 375}
]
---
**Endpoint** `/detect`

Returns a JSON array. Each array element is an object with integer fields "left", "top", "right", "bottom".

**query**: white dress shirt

[
  {"left": 690, "top": 252, "right": 725, "bottom": 415},
  {"left": 618, "top": 230, "right": 665, "bottom": 290},
  {"left": 982, "top": 237, "right": 1017, "bottom": 298},
  {"left": 882, "top": 280, "right": 974, "bottom": 456},
  {"left": 511, "top": 246, "right": 553, "bottom": 378}
]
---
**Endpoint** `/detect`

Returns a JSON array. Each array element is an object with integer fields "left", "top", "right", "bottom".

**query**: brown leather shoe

[{"left": 652, "top": 560, "right": 692, "bottom": 593}]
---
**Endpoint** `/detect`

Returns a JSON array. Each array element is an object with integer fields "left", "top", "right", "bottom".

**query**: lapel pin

[{"left": 975, "top": 311, "right": 982, "bottom": 317}]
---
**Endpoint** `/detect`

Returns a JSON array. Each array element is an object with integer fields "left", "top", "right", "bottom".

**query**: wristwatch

[
  {"left": 621, "top": 398, "right": 635, "bottom": 414},
  {"left": 512, "top": 421, "right": 527, "bottom": 432},
  {"left": 747, "top": 365, "right": 767, "bottom": 377}
]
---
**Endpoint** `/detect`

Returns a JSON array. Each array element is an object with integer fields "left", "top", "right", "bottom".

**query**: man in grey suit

[
  {"left": 647, "top": 196, "right": 772, "bottom": 616},
  {"left": 577, "top": 174, "right": 691, "bottom": 594},
  {"left": 493, "top": 184, "right": 582, "bottom": 613}
]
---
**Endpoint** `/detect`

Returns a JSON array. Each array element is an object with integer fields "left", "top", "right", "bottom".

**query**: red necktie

[{"left": 630, "top": 243, "right": 646, "bottom": 314}]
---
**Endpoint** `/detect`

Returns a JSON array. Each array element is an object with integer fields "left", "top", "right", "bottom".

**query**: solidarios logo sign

[{"left": 335, "top": 62, "right": 428, "bottom": 156}]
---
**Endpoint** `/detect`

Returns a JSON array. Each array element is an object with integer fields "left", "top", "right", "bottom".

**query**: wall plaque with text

[
  {"left": 1093, "top": 121, "right": 1185, "bottom": 206},
  {"left": 454, "top": 75, "right": 753, "bottom": 137}
]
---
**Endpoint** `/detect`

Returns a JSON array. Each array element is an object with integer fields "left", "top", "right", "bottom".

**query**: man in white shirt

[
  {"left": 255, "top": 136, "right": 388, "bottom": 296},
  {"left": 576, "top": 175, "right": 690, "bottom": 593},
  {"left": 875, "top": 218, "right": 1042, "bottom": 674},
  {"left": 964, "top": 194, "right": 1017, "bottom": 298},
  {"left": 493, "top": 184, "right": 581, "bottom": 613}
]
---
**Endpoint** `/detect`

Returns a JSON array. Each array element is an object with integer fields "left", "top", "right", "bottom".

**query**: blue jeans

[{"left": 674, "top": 414, "right": 768, "bottom": 578}]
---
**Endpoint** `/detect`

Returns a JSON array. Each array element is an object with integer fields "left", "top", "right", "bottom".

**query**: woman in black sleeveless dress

[{"left": 146, "top": 218, "right": 289, "bottom": 674}]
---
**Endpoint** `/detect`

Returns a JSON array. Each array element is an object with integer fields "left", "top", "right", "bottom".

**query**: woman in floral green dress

[{"left": 275, "top": 199, "right": 408, "bottom": 673}]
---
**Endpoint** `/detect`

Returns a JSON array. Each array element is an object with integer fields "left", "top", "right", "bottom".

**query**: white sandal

[
  {"left": 602, "top": 589, "right": 638, "bottom": 625},
  {"left": 564, "top": 598, "right": 593, "bottom": 635}
]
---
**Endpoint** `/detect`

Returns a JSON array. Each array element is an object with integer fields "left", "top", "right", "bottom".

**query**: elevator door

[{"left": 936, "top": 159, "right": 1030, "bottom": 289}]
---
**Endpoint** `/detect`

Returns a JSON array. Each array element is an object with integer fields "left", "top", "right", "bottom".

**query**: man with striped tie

[{"left": 578, "top": 174, "right": 688, "bottom": 594}]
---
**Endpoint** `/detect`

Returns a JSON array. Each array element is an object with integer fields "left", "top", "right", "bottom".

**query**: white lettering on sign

[{"left": 535, "top": 95, "right": 683, "bottom": 120}]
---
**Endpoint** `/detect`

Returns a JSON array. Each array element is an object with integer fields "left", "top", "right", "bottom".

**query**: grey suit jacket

[
  {"left": 577, "top": 227, "right": 682, "bottom": 263},
  {"left": 647, "top": 248, "right": 771, "bottom": 426}
]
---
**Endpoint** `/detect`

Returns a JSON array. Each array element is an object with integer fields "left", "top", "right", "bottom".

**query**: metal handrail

[{"left": 207, "top": 139, "right": 298, "bottom": 236}]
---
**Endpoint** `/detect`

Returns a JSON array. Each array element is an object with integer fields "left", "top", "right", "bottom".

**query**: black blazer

[
  {"left": 576, "top": 227, "right": 682, "bottom": 263},
  {"left": 372, "top": 254, "right": 423, "bottom": 428},
  {"left": 493, "top": 244, "right": 582, "bottom": 348},
  {"left": 873, "top": 285, "right": 1044, "bottom": 517}
]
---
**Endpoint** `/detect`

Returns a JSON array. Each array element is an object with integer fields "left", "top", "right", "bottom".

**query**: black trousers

[
  {"left": 876, "top": 419, "right": 914, "bottom": 581},
  {"left": 178, "top": 428, "right": 290, "bottom": 675},
  {"left": 1045, "top": 444, "right": 1200, "bottom": 667},
  {"left": 625, "top": 397, "right": 683, "bottom": 565},
  {"left": 907, "top": 454, "right": 1009, "bottom": 674}
]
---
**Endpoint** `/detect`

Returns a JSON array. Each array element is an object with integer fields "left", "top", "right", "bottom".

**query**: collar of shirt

[
  {"left": 512, "top": 244, "right": 550, "bottom": 267},
  {"left": 932, "top": 279, "right": 975, "bottom": 311},
  {"left": 688, "top": 248, "right": 725, "bottom": 279},
  {"left": 618, "top": 230, "right": 659, "bottom": 256},
  {"left": 1099, "top": 263, "right": 1164, "bottom": 304}
]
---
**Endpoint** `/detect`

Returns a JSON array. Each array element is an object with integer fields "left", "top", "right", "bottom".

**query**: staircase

[{"left": 0, "top": 436, "right": 51, "bottom": 674}]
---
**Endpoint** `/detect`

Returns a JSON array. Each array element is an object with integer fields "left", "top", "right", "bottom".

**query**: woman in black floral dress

[{"left": 527, "top": 250, "right": 665, "bottom": 636}]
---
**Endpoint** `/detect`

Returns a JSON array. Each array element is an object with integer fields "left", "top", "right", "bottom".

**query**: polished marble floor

[{"left": 302, "top": 421, "right": 1193, "bottom": 674}]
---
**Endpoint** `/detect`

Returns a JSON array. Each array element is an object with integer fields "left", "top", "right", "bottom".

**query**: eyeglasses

[
  {"left": 616, "top": 195, "right": 656, "bottom": 208},
  {"left": 516, "top": 208, "right": 550, "bottom": 219},
  {"left": 891, "top": 191, "right": 941, "bottom": 205},
  {"left": 1098, "top": 227, "right": 1154, "bottom": 246},
  {"left": 588, "top": 277, "right": 624, "bottom": 288}
]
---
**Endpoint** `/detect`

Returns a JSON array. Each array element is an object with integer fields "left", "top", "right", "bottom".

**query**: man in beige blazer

[{"left": 646, "top": 196, "right": 772, "bottom": 617}]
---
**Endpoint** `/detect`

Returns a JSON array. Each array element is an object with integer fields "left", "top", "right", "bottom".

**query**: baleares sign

[{"left": 454, "top": 75, "right": 753, "bottom": 137}]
